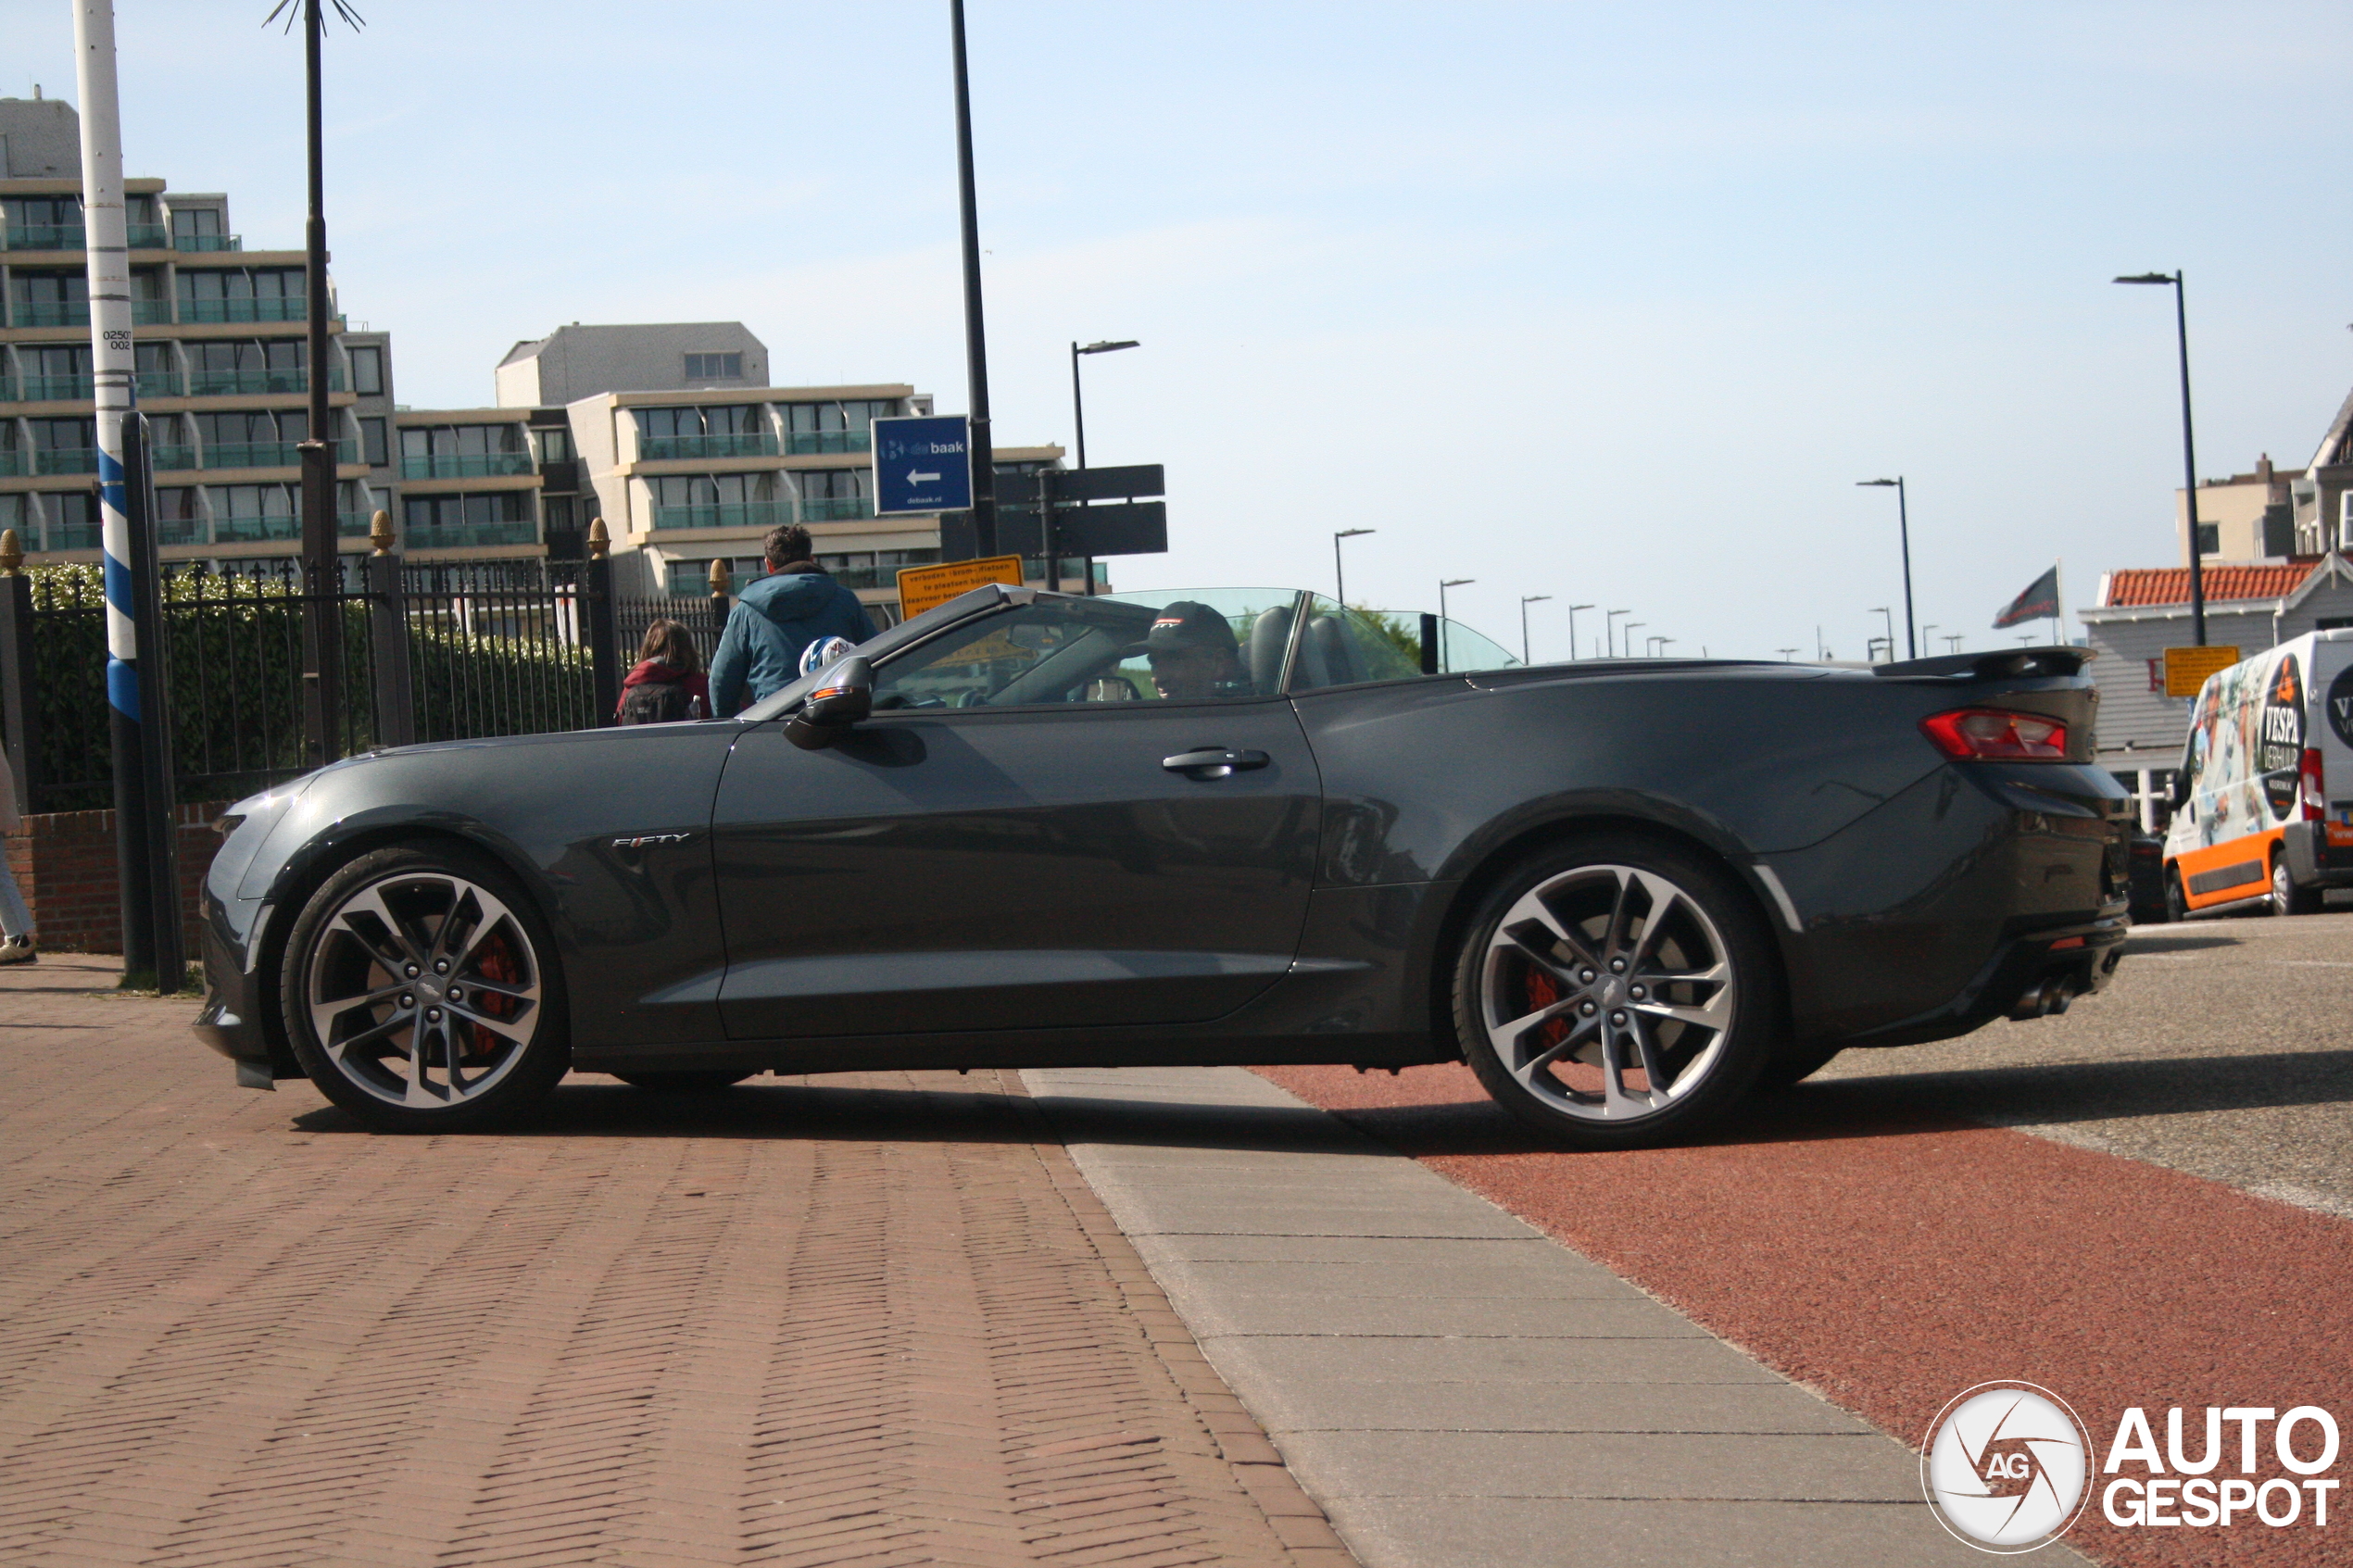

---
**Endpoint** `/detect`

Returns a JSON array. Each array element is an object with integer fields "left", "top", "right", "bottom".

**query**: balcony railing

[
  {"left": 210, "top": 512, "right": 301, "bottom": 544},
  {"left": 184, "top": 366, "right": 345, "bottom": 395},
  {"left": 785, "top": 429, "right": 873, "bottom": 455},
  {"left": 650, "top": 500, "right": 790, "bottom": 532},
  {"left": 18, "top": 373, "right": 93, "bottom": 401},
  {"left": 135, "top": 370, "right": 185, "bottom": 398},
  {"left": 34, "top": 446, "right": 100, "bottom": 475},
  {"left": 176, "top": 296, "right": 308, "bottom": 323},
  {"left": 0, "top": 451, "right": 23, "bottom": 477},
  {"left": 801, "top": 495, "right": 875, "bottom": 522},
  {"left": 3, "top": 224, "right": 84, "bottom": 251},
  {"left": 201, "top": 439, "right": 359, "bottom": 470},
  {"left": 151, "top": 445, "right": 196, "bottom": 471},
  {"left": 405, "top": 520, "right": 537, "bottom": 549},
  {"left": 44, "top": 521, "right": 102, "bottom": 551},
  {"left": 173, "top": 233, "right": 243, "bottom": 252},
  {"left": 153, "top": 510, "right": 373, "bottom": 547},
  {"left": 338, "top": 510, "right": 371, "bottom": 536},
  {"left": 639, "top": 431, "right": 779, "bottom": 461},
  {"left": 9, "top": 300, "right": 91, "bottom": 328},
  {"left": 131, "top": 299, "right": 170, "bottom": 325},
  {"left": 127, "top": 223, "right": 170, "bottom": 248},
  {"left": 398, "top": 451, "right": 535, "bottom": 480}
]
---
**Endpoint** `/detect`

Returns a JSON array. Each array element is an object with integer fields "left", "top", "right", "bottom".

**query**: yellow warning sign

[
  {"left": 896, "top": 554, "right": 1026, "bottom": 619},
  {"left": 2162, "top": 645, "right": 2242, "bottom": 698}
]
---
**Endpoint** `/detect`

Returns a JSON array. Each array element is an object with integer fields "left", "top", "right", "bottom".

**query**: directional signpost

[
  {"left": 874, "top": 415, "right": 974, "bottom": 515},
  {"left": 943, "top": 463, "right": 1168, "bottom": 563}
]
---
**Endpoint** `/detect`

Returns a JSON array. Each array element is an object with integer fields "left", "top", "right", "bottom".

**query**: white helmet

[{"left": 799, "top": 635, "right": 858, "bottom": 677}]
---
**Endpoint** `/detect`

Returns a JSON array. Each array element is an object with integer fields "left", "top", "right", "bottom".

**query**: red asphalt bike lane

[{"left": 1252, "top": 1062, "right": 2353, "bottom": 1568}]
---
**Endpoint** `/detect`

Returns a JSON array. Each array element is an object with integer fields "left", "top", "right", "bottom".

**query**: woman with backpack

[{"left": 617, "top": 620, "right": 712, "bottom": 724}]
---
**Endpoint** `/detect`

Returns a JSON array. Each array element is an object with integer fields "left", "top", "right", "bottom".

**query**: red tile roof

[{"left": 2100, "top": 560, "right": 2318, "bottom": 607}]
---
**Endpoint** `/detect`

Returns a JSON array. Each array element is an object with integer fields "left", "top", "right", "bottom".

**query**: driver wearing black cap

[{"left": 1128, "top": 601, "right": 1249, "bottom": 701}]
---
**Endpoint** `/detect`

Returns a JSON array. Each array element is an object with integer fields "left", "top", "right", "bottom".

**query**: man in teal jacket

[{"left": 707, "top": 524, "right": 877, "bottom": 716}]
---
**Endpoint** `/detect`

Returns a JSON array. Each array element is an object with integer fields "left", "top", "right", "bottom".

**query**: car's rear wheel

[
  {"left": 1453, "top": 836, "right": 1780, "bottom": 1148},
  {"left": 611, "top": 1071, "right": 755, "bottom": 1092},
  {"left": 2271, "top": 853, "right": 2322, "bottom": 916},
  {"left": 283, "top": 843, "right": 569, "bottom": 1133}
]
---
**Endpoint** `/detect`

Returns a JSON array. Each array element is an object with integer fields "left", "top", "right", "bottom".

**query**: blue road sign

[{"left": 873, "top": 415, "right": 973, "bottom": 514}]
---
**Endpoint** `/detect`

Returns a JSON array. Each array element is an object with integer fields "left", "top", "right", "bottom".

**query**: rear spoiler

[{"left": 1871, "top": 646, "right": 2095, "bottom": 681}]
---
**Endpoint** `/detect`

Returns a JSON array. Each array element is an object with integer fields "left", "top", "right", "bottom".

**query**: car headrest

[
  {"left": 1247, "top": 605, "right": 1293, "bottom": 695},
  {"left": 1299, "top": 614, "right": 1353, "bottom": 690}
]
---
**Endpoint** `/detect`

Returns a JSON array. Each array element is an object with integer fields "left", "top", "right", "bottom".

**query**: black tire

[
  {"left": 282, "top": 842, "right": 570, "bottom": 1133},
  {"left": 2271, "top": 853, "right": 2322, "bottom": 917},
  {"left": 1755, "top": 1039, "right": 1844, "bottom": 1092},
  {"left": 2166, "top": 868, "right": 2190, "bottom": 923},
  {"left": 611, "top": 1071, "right": 755, "bottom": 1092},
  {"left": 1453, "top": 834, "right": 1781, "bottom": 1149}
]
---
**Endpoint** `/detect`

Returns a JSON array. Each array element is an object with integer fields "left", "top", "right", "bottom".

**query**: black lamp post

[
  {"left": 1564, "top": 602, "right": 1592, "bottom": 662},
  {"left": 2115, "top": 270, "right": 2207, "bottom": 646},
  {"left": 1334, "top": 528, "right": 1374, "bottom": 606},
  {"left": 1606, "top": 608, "right": 1629, "bottom": 659},
  {"left": 1519, "top": 595, "right": 1550, "bottom": 663},
  {"left": 1856, "top": 478, "right": 1915, "bottom": 659},
  {"left": 1440, "top": 578, "right": 1474, "bottom": 622},
  {"left": 1066, "top": 339, "right": 1137, "bottom": 594},
  {"left": 949, "top": 0, "right": 998, "bottom": 554}
]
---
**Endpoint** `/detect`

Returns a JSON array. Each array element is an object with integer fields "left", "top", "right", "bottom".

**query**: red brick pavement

[{"left": 0, "top": 956, "right": 1350, "bottom": 1567}]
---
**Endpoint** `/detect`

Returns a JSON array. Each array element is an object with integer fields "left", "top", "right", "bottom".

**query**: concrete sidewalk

[{"left": 1025, "top": 1066, "right": 2083, "bottom": 1568}]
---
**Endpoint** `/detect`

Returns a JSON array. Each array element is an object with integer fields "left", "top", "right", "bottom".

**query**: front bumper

[{"left": 191, "top": 900, "right": 301, "bottom": 1085}]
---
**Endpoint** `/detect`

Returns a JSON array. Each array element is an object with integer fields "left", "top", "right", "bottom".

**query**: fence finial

[
  {"left": 708, "top": 558, "right": 730, "bottom": 596},
  {"left": 0, "top": 528, "right": 20, "bottom": 576},
  {"left": 587, "top": 517, "right": 610, "bottom": 560},
  {"left": 368, "top": 509, "right": 393, "bottom": 556}
]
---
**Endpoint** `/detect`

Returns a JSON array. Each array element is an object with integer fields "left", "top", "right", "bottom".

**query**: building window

[
  {"left": 403, "top": 492, "right": 535, "bottom": 547},
  {"left": 2196, "top": 523, "right": 2219, "bottom": 557},
  {"left": 535, "top": 426, "right": 573, "bottom": 463},
  {"left": 170, "top": 206, "right": 224, "bottom": 246},
  {"left": 684, "top": 352, "right": 743, "bottom": 381},
  {"left": 204, "top": 483, "right": 300, "bottom": 543},
  {"left": 359, "top": 416, "right": 388, "bottom": 467},
  {"left": 648, "top": 473, "right": 783, "bottom": 530},
  {"left": 44, "top": 492, "right": 105, "bottom": 551},
  {"left": 542, "top": 495, "right": 576, "bottom": 533},
  {"left": 155, "top": 486, "right": 204, "bottom": 546},
  {"left": 176, "top": 267, "right": 306, "bottom": 321},
  {"left": 798, "top": 468, "right": 874, "bottom": 521},
  {"left": 2, "top": 195, "right": 82, "bottom": 248},
  {"left": 668, "top": 557, "right": 764, "bottom": 596},
  {"left": 348, "top": 345, "right": 384, "bottom": 395},
  {"left": 398, "top": 423, "right": 530, "bottom": 479},
  {"left": 635, "top": 404, "right": 772, "bottom": 459}
]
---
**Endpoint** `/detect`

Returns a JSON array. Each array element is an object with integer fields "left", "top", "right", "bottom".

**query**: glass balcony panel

[
  {"left": 19, "top": 374, "right": 94, "bottom": 401},
  {"left": 157, "top": 516, "right": 208, "bottom": 546},
  {"left": 650, "top": 500, "right": 792, "bottom": 532},
  {"left": 801, "top": 495, "right": 875, "bottom": 522},
  {"left": 11, "top": 301, "right": 91, "bottom": 328},
  {"left": 135, "top": 370, "right": 185, "bottom": 397},
  {"left": 151, "top": 445, "right": 197, "bottom": 471},
  {"left": 639, "top": 431, "right": 780, "bottom": 461},
  {"left": 127, "top": 223, "right": 170, "bottom": 248},
  {"left": 34, "top": 446, "right": 101, "bottom": 475},
  {"left": 396, "top": 451, "right": 536, "bottom": 479},
  {"left": 405, "top": 520, "right": 537, "bottom": 548},
  {"left": 172, "top": 233, "right": 243, "bottom": 252},
  {"left": 337, "top": 511, "right": 372, "bottom": 537},
  {"left": 4, "top": 224, "right": 85, "bottom": 250},
  {"left": 176, "top": 296, "right": 308, "bottom": 323},
  {"left": 212, "top": 512, "right": 302, "bottom": 543},
  {"left": 201, "top": 439, "right": 358, "bottom": 470},
  {"left": 45, "top": 521, "right": 103, "bottom": 550},
  {"left": 131, "top": 299, "right": 170, "bottom": 325},
  {"left": 784, "top": 429, "right": 873, "bottom": 456},
  {"left": 184, "top": 367, "right": 343, "bottom": 395},
  {"left": 0, "top": 451, "right": 23, "bottom": 477}
]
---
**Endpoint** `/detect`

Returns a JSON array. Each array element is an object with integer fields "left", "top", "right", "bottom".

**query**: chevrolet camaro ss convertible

[{"left": 194, "top": 583, "right": 2133, "bottom": 1146}]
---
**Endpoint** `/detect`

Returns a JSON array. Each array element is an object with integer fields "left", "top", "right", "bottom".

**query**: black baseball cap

[{"left": 1123, "top": 601, "right": 1238, "bottom": 658}]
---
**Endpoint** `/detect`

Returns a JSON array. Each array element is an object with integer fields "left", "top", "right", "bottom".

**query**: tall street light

[
  {"left": 1869, "top": 604, "right": 1894, "bottom": 663},
  {"left": 1070, "top": 339, "right": 1138, "bottom": 468},
  {"left": 1519, "top": 595, "right": 1551, "bottom": 663},
  {"left": 1565, "top": 602, "right": 1593, "bottom": 661},
  {"left": 1606, "top": 608, "right": 1630, "bottom": 658},
  {"left": 1856, "top": 479, "right": 1915, "bottom": 659},
  {"left": 1069, "top": 339, "right": 1138, "bottom": 594},
  {"left": 2116, "top": 270, "right": 2208, "bottom": 645},
  {"left": 1334, "top": 528, "right": 1374, "bottom": 607},
  {"left": 1623, "top": 621, "right": 1645, "bottom": 658},
  {"left": 1440, "top": 578, "right": 1474, "bottom": 622},
  {"left": 1651, "top": 636, "right": 1675, "bottom": 657},
  {"left": 1777, "top": 646, "right": 1800, "bottom": 661},
  {"left": 949, "top": 0, "right": 999, "bottom": 554}
]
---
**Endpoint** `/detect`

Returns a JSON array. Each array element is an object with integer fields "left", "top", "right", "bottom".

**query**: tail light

[
  {"left": 1919, "top": 708, "right": 2069, "bottom": 761},
  {"left": 2301, "top": 747, "right": 2325, "bottom": 822}
]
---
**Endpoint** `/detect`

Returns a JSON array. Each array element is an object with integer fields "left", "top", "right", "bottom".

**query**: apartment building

[{"left": 0, "top": 96, "right": 550, "bottom": 576}]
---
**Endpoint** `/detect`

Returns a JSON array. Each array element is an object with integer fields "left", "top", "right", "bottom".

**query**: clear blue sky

[{"left": 7, "top": 1, "right": 2348, "bottom": 659}]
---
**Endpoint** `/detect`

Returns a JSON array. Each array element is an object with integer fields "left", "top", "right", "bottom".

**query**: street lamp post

[
  {"left": 1921, "top": 622, "right": 1939, "bottom": 655},
  {"left": 1651, "top": 636, "right": 1675, "bottom": 657},
  {"left": 1869, "top": 605, "right": 1894, "bottom": 664},
  {"left": 1623, "top": 621, "right": 1645, "bottom": 658},
  {"left": 949, "top": 0, "right": 1000, "bottom": 555},
  {"left": 1777, "top": 646, "right": 1800, "bottom": 661},
  {"left": 1606, "top": 609, "right": 1630, "bottom": 658},
  {"left": 1856, "top": 479, "right": 1915, "bottom": 659},
  {"left": 1334, "top": 528, "right": 1374, "bottom": 607},
  {"left": 2115, "top": 270, "right": 2208, "bottom": 645},
  {"left": 1564, "top": 603, "right": 1593, "bottom": 661},
  {"left": 1440, "top": 578, "right": 1474, "bottom": 622},
  {"left": 1519, "top": 595, "right": 1551, "bottom": 663},
  {"left": 1069, "top": 338, "right": 1139, "bottom": 596}
]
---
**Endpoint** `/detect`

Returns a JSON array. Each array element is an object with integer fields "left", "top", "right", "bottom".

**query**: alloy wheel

[
  {"left": 1478, "top": 863, "right": 1737, "bottom": 1122},
  {"left": 304, "top": 871, "right": 545, "bottom": 1109}
]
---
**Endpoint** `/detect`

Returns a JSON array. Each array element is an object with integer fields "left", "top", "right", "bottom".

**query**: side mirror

[{"left": 784, "top": 657, "right": 875, "bottom": 750}]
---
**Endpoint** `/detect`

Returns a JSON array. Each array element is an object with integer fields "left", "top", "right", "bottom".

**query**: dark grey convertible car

[{"left": 195, "top": 583, "right": 2133, "bottom": 1146}]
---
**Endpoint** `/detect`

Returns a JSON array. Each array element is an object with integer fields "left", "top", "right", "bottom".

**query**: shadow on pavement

[
  {"left": 2124, "top": 930, "right": 2246, "bottom": 952},
  {"left": 1803, "top": 1047, "right": 2353, "bottom": 1125}
]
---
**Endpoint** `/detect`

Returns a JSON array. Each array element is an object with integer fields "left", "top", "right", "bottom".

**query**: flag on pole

[{"left": 1994, "top": 564, "right": 2061, "bottom": 629}]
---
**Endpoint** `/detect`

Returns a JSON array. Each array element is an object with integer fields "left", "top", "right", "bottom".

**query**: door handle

[{"left": 1163, "top": 746, "right": 1270, "bottom": 779}]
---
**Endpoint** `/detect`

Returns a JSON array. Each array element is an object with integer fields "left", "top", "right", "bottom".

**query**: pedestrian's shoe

[{"left": 0, "top": 935, "right": 35, "bottom": 966}]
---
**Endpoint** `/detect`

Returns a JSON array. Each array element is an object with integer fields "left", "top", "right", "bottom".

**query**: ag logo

[
  {"left": 2329, "top": 665, "right": 2353, "bottom": 750},
  {"left": 1922, "top": 1382, "right": 2093, "bottom": 1553}
]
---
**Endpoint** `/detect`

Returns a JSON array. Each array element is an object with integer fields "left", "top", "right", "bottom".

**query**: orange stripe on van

[{"left": 2171, "top": 828, "right": 2281, "bottom": 908}]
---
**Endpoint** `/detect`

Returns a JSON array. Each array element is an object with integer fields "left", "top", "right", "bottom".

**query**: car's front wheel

[
  {"left": 282, "top": 843, "right": 570, "bottom": 1133},
  {"left": 2271, "top": 853, "right": 2322, "bottom": 917},
  {"left": 1453, "top": 836, "right": 1780, "bottom": 1148}
]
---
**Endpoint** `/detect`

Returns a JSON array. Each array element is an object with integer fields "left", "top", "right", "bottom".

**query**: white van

[{"left": 2163, "top": 629, "right": 2353, "bottom": 917}]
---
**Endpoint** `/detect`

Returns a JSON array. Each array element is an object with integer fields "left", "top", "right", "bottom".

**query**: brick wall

[{"left": 4, "top": 800, "right": 232, "bottom": 955}]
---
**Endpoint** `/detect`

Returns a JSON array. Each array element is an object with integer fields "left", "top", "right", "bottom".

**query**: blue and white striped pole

[{"left": 75, "top": 0, "right": 179, "bottom": 988}]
